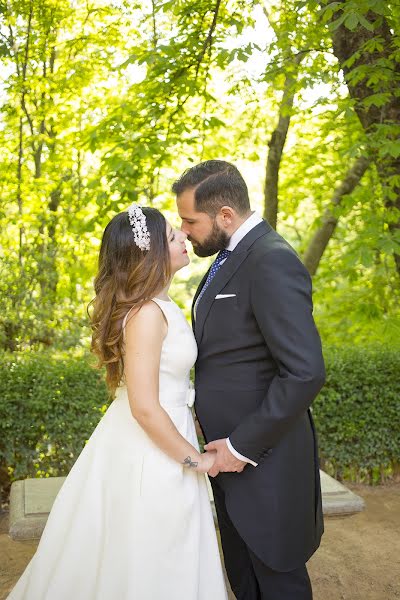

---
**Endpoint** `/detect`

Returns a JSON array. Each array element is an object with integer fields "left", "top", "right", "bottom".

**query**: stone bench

[
  {"left": 319, "top": 471, "right": 365, "bottom": 516},
  {"left": 8, "top": 470, "right": 364, "bottom": 541}
]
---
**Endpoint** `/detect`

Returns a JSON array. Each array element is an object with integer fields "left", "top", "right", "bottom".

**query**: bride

[{"left": 8, "top": 204, "right": 228, "bottom": 599}]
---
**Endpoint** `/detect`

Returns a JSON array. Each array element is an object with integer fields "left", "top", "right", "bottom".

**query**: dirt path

[
  {"left": 1, "top": 483, "right": 399, "bottom": 599},
  {"left": 308, "top": 483, "right": 400, "bottom": 600}
]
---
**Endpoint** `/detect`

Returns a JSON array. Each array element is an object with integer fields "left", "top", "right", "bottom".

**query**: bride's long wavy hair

[{"left": 88, "top": 207, "right": 170, "bottom": 394}]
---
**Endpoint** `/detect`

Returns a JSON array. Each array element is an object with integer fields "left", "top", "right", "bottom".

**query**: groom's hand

[{"left": 204, "top": 439, "right": 246, "bottom": 477}]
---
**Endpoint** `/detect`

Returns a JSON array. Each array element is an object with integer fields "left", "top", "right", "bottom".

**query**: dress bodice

[
  {"left": 118, "top": 297, "right": 197, "bottom": 410},
  {"left": 151, "top": 297, "right": 197, "bottom": 407}
]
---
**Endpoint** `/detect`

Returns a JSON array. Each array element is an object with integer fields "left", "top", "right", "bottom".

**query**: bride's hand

[{"left": 196, "top": 451, "right": 217, "bottom": 474}]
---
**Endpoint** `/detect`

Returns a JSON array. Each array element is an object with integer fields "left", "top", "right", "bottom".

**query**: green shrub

[
  {"left": 0, "top": 346, "right": 399, "bottom": 500},
  {"left": 314, "top": 346, "right": 400, "bottom": 484},
  {"left": 0, "top": 351, "right": 109, "bottom": 500}
]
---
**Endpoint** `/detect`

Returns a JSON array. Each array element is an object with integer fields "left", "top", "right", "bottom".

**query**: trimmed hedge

[
  {"left": 314, "top": 346, "right": 400, "bottom": 483},
  {"left": 0, "top": 346, "right": 399, "bottom": 499},
  {"left": 0, "top": 352, "right": 109, "bottom": 500}
]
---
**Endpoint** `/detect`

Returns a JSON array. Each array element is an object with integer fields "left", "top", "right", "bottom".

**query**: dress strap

[
  {"left": 122, "top": 299, "right": 171, "bottom": 340},
  {"left": 150, "top": 297, "right": 171, "bottom": 327},
  {"left": 122, "top": 305, "right": 137, "bottom": 339}
]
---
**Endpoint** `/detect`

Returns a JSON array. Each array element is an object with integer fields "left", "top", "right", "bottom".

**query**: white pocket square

[{"left": 215, "top": 294, "right": 236, "bottom": 299}]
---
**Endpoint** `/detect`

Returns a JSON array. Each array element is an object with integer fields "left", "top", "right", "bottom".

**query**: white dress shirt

[{"left": 225, "top": 211, "right": 263, "bottom": 253}]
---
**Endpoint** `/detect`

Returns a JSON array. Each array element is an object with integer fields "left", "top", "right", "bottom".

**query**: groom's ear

[{"left": 217, "top": 206, "right": 235, "bottom": 228}]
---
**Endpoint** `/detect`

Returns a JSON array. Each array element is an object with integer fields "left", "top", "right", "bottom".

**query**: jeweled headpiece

[{"left": 127, "top": 203, "right": 150, "bottom": 251}]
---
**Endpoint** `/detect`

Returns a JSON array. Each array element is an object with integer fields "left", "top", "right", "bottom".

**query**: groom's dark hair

[{"left": 172, "top": 160, "right": 250, "bottom": 217}]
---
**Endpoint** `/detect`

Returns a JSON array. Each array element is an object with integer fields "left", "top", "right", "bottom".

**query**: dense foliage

[
  {"left": 0, "top": 351, "right": 109, "bottom": 499},
  {"left": 0, "top": 0, "right": 399, "bottom": 350},
  {"left": 314, "top": 346, "right": 400, "bottom": 483}
]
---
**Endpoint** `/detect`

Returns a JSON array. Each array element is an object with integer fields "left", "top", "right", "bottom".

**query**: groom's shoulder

[
  {"left": 245, "top": 227, "right": 310, "bottom": 280},
  {"left": 249, "top": 227, "right": 299, "bottom": 262}
]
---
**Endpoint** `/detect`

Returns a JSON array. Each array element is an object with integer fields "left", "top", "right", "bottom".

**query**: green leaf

[
  {"left": 362, "top": 92, "right": 391, "bottom": 108},
  {"left": 379, "top": 140, "right": 400, "bottom": 159},
  {"left": 357, "top": 14, "right": 375, "bottom": 32},
  {"left": 330, "top": 12, "right": 347, "bottom": 31},
  {"left": 344, "top": 13, "right": 359, "bottom": 31}
]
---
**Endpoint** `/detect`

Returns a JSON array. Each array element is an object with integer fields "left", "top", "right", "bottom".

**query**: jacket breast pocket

[
  {"left": 212, "top": 293, "right": 239, "bottom": 315},
  {"left": 215, "top": 294, "right": 237, "bottom": 299}
]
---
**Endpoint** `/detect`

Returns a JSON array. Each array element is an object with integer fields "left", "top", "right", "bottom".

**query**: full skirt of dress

[{"left": 8, "top": 388, "right": 228, "bottom": 600}]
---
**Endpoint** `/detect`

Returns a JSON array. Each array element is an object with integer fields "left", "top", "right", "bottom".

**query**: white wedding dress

[{"left": 8, "top": 298, "right": 228, "bottom": 600}]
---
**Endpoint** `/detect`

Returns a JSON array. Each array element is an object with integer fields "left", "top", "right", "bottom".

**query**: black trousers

[{"left": 212, "top": 481, "right": 313, "bottom": 600}]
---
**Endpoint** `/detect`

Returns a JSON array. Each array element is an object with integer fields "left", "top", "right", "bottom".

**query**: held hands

[
  {"left": 204, "top": 438, "right": 247, "bottom": 478},
  {"left": 196, "top": 450, "right": 217, "bottom": 474}
]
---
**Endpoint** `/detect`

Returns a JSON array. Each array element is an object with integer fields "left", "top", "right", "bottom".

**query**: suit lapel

[
  {"left": 194, "top": 252, "right": 247, "bottom": 345},
  {"left": 193, "top": 220, "right": 271, "bottom": 345}
]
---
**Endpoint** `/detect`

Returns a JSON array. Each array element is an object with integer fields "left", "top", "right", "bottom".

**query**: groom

[{"left": 173, "top": 160, "right": 325, "bottom": 600}]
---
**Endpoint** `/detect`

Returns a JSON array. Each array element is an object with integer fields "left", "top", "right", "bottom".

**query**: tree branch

[
  {"left": 303, "top": 156, "right": 370, "bottom": 276},
  {"left": 195, "top": 0, "right": 222, "bottom": 79},
  {"left": 263, "top": 51, "right": 303, "bottom": 229}
]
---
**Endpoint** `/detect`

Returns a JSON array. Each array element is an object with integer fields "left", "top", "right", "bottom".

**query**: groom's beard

[{"left": 190, "top": 221, "right": 230, "bottom": 257}]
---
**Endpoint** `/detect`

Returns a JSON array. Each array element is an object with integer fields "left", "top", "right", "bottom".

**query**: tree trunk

[
  {"left": 303, "top": 156, "right": 370, "bottom": 276},
  {"left": 264, "top": 53, "right": 302, "bottom": 230},
  {"left": 322, "top": 3, "right": 400, "bottom": 274}
]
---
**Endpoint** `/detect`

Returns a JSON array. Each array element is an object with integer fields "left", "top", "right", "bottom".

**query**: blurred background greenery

[{"left": 0, "top": 0, "right": 399, "bottom": 493}]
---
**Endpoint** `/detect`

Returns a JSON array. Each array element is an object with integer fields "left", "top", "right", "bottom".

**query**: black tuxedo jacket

[{"left": 192, "top": 220, "right": 325, "bottom": 572}]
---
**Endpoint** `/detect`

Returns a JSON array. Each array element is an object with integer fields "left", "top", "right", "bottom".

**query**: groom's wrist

[{"left": 226, "top": 438, "right": 258, "bottom": 467}]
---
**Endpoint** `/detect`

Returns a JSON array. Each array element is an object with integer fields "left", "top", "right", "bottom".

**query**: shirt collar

[{"left": 226, "top": 212, "right": 263, "bottom": 252}]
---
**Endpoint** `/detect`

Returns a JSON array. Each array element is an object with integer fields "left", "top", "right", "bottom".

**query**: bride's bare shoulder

[{"left": 124, "top": 300, "right": 167, "bottom": 340}]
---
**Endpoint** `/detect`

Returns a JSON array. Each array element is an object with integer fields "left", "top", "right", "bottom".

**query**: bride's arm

[{"left": 124, "top": 301, "right": 213, "bottom": 474}]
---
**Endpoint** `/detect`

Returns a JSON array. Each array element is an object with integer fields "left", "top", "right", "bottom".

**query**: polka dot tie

[{"left": 197, "top": 249, "right": 232, "bottom": 305}]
